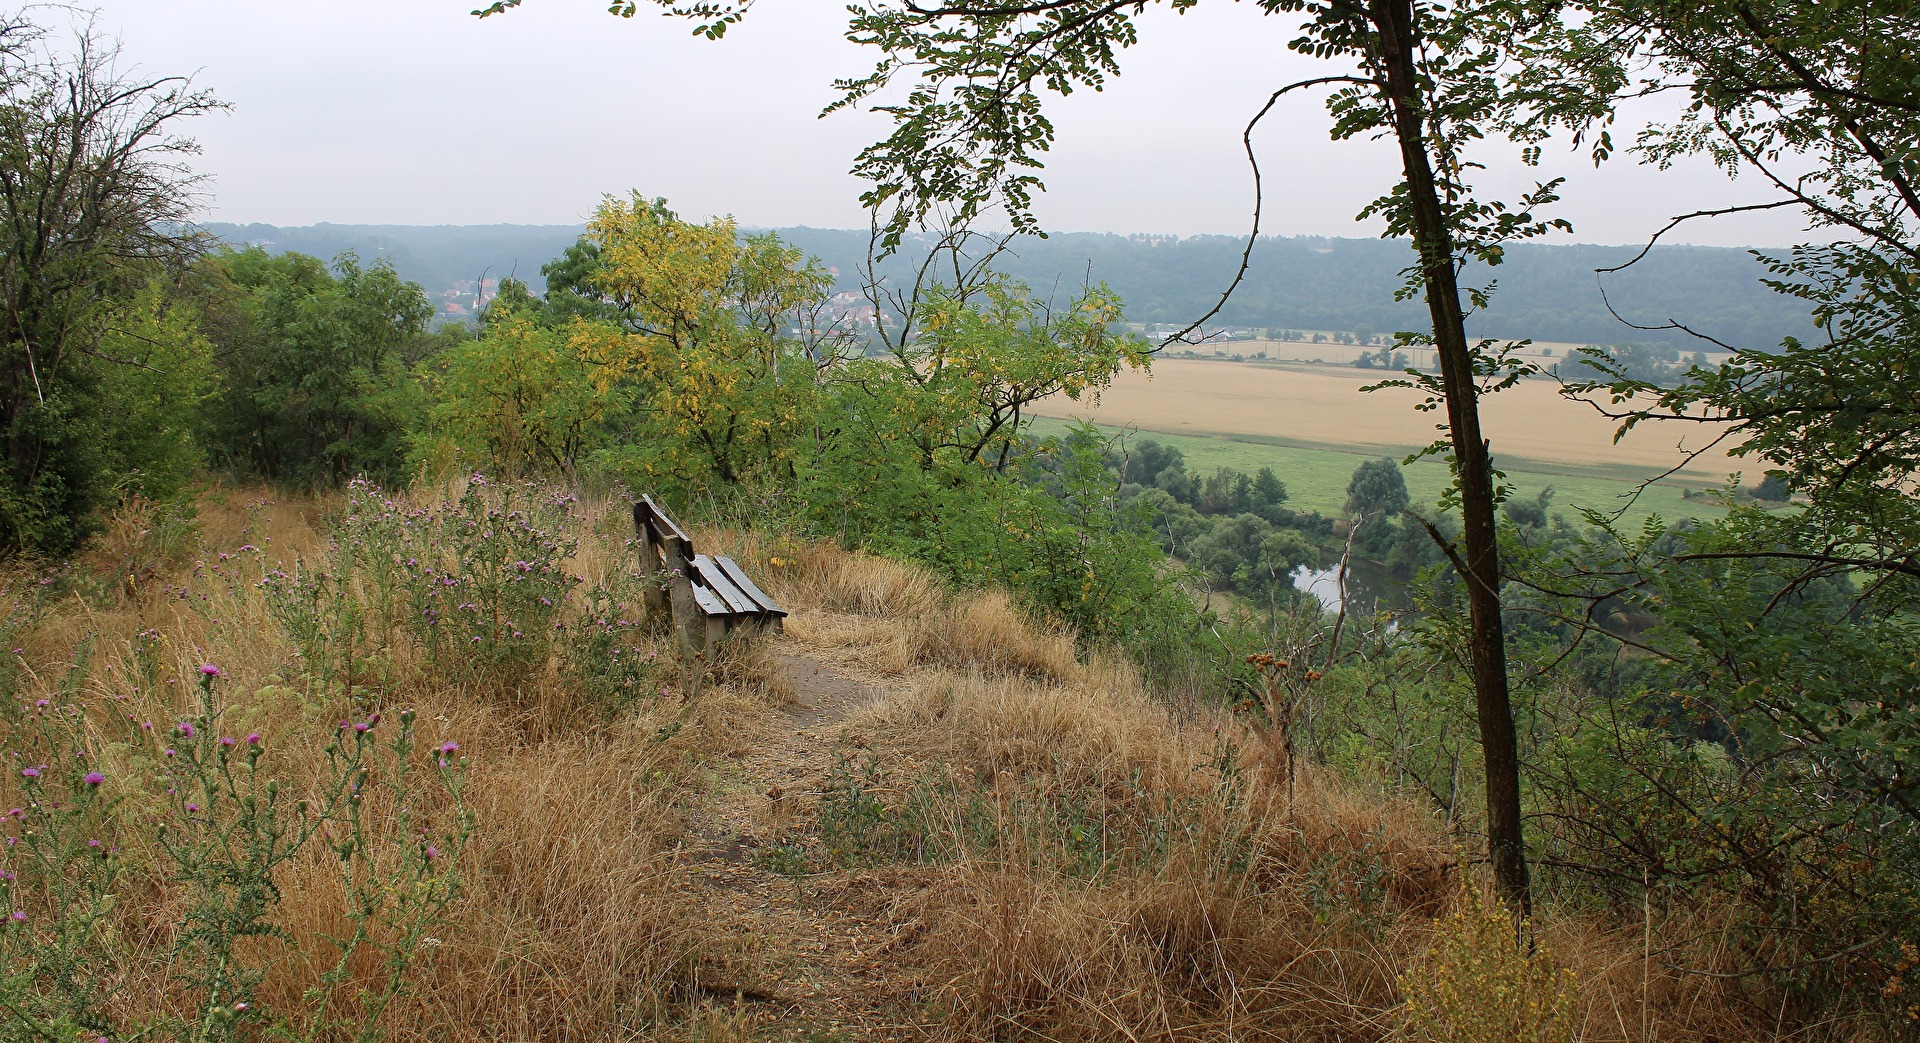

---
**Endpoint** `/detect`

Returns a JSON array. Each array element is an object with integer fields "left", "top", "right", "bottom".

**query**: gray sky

[{"left": 93, "top": 0, "right": 1811, "bottom": 248}]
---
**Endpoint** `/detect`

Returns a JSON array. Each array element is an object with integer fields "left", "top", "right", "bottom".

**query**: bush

[
  {"left": 1399, "top": 884, "right": 1577, "bottom": 1043},
  {"left": 338, "top": 476, "right": 581, "bottom": 688}
]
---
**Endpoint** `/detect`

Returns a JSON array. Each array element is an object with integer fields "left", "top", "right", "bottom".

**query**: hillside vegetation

[
  {"left": 0, "top": 484, "right": 1819, "bottom": 1041},
  {"left": 5, "top": 163, "right": 1913, "bottom": 1038},
  {"left": 7, "top": 9, "right": 1916, "bottom": 1033}
]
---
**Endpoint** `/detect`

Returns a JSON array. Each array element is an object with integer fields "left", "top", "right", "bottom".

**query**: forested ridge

[{"left": 206, "top": 221, "right": 1808, "bottom": 347}]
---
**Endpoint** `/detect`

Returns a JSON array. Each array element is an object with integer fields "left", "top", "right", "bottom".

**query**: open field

[
  {"left": 1142, "top": 332, "right": 1618, "bottom": 370},
  {"left": 1037, "top": 358, "right": 1741, "bottom": 477},
  {"left": 1032, "top": 357, "right": 1747, "bottom": 520},
  {"left": 1028, "top": 415, "right": 1723, "bottom": 523}
]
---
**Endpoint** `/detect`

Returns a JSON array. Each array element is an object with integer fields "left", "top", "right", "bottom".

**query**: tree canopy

[{"left": 0, "top": 16, "right": 220, "bottom": 552}]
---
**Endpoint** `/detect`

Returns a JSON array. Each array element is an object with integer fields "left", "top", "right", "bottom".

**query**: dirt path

[{"left": 679, "top": 645, "right": 925, "bottom": 1040}]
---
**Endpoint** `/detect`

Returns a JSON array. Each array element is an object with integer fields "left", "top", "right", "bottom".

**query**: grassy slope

[
  {"left": 1028, "top": 414, "right": 1725, "bottom": 526},
  {"left": 0, "top": 485, "right": 1795, "bottom": 1042}
]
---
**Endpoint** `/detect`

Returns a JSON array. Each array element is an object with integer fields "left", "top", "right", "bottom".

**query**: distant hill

[{"left": 205, "top": 221, "right": 1809, "bottom": 349}]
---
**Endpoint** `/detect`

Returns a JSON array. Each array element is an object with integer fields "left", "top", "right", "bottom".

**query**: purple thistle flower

[
  {"left": 178, "top": 722, "right": 194, "bottom": 737},
  {"left": 19, "top": 767, "right": 38, "bottom": 779},
  {"left": 83, "top": 772, "right": 104, "bottom": 786},
  {"left": 199, "top": 663, "right": 222, "bottom": 678},
  {"left": 246, "top": 733, "right": 262, "bottom": 746},
  {"left": 9, "top": 910, "right": 24, "bottom": 922}
]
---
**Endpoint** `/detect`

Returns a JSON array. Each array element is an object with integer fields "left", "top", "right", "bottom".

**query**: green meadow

[{"left": 1027, "top": 415, "right": 1730, "bottom": 525}]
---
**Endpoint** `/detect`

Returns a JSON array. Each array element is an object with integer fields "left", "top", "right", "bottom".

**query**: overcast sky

[{"left": 90, "top": 0, "right": 1811, "bottom": 248}]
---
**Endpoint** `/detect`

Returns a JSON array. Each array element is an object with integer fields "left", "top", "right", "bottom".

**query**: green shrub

[{"left": 1399, "top": 885, "right": 1577, "bottom": 1043}]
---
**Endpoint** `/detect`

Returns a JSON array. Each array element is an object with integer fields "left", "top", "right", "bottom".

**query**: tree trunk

[{"left": 1368, "top": 0, "right": 1532, "bottom": 916}]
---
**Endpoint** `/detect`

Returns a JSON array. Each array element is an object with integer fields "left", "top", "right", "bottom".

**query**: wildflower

[
  {"left": 246, "top": 733, "right": 262, "bottom": 746},
  {"left": 19, "top": 767, "right": 38, "bottom": 779},
  {"left": 199, "top": 663, "right": 222, "bottom": 678},
  {"left": 185, "top": 803, "right": 200, "bottom": 813},
  {"left": 9, "top": 911, "right": 23, "bottom": 922},
  {"left": 220, "top": 737, "right": 236, "bottom": 748},
  {"left": 437, "top": 741, "right": 459, "bottom": 754},
  {"left": 84, "top": 772, "right": 104, "bottom": 786},
  {"left": 424, "top": 844, "right": 439, "bottom": 862},
  {"left": 178, "top": 722, "right": 195, "bottom": 737}
]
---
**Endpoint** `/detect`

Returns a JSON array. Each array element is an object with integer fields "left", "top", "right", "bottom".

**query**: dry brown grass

[
  {"left": 391, "top": 711, "right": 714, "bottom": 1038},
  {"left": 0, "top": 487, "right": 783, "bottom": 1042},
  {"left": 833, "top": 662, "right": 1449, "bottom": 1041},
  {"left": 737, "top": 538, "right": 1083, "bottom": 685},
  {"left": 819, "top": 624, "right": 1823, "bottom": 1042},
  {"left": 0, "top": 487, "right": 1857, "bottom": 1042}
]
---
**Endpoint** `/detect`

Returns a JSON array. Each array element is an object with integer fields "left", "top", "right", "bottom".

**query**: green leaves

[{"left": 201, "top": 247, "right": 438, "bottom": 488}]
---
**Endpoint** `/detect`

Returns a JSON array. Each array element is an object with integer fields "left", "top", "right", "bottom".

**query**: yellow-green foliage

[{"left": 1399, "top": 884, "right": 1578, "bottom": 1043}]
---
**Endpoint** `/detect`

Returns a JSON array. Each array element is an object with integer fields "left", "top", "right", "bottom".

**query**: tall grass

[
  {"left": 0, "top": 481, "right": 764, "bottom": 1041},
  {"left": 0, "top": 481, "right": 1857, "bottom": 1041}
]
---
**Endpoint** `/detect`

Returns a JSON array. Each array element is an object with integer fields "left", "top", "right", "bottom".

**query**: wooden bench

[{"left": 633, "top": 495, "right": 787, "bottom": 652}]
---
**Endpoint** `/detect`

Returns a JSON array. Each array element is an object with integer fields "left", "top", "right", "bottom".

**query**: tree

[
  {"left": 0, "top": 15, "right": 220, "bottom": 552},
  {"left": 1114, "top": 437, "right": 1185, "bottom": 488},
  {"left": 1543, "top": 0, "right": 1918, "bottom": 576},
  {"left": 202, "top": 248, "right": 436, "bottom": 487},
  {"left": 444, "top": 194, "right": 844, "bottom": 492},
  {"left": 819, "top": 0, "right": 1611, "bottom": 912},
  {"left": 425, "top": 308, "right": 627, "bottom": 477},
  {"left": 1502, "top": 2, "right": 1920, "bottom": 1004},
  {"left": 479, "top": 0, "right": 1602, "bottom": 911},
  {"left": 1346, "top": 457, "right": 1410, "bottom": 528}
]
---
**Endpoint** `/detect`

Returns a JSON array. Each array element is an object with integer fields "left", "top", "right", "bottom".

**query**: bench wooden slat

[
  {"left": 692, "top": 554, "right": 760, "bottom": 616},
  {"left": 688, "top": 579, "right": 731, "bottom": 617},
  {"left": 710, "top": 555, "right": 787, "bottom": 618}
]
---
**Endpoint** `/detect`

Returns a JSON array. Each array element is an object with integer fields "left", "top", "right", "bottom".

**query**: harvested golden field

[{"left": 1034, "top": 358, "right": 1742, "bottom": 481}]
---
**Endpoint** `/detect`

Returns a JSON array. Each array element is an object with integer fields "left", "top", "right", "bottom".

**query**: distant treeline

[
  {"left": 203, "top": 222, "right": 584, "bottom": 301},
  {"left": 206, "top": 222, "right": 1811, "bottom": 350}
]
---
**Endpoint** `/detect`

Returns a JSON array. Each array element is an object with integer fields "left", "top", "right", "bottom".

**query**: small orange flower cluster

[
  {"left": 1244, "top": 652, "right": 1322, "bottom": 683},
  {"left": 1884, "top": 942, "right": 1920, "bottom": 1021}
]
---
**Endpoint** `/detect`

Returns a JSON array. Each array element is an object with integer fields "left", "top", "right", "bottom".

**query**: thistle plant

[
  {"left": 563, "top": 547, "right": 670, "bottom": 713},
  {"left": 342, "top": 476, "right": 581, "bottom": 688},
  {"left": 0, "top": 664, "right": 469, "bottom": 1042}
]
